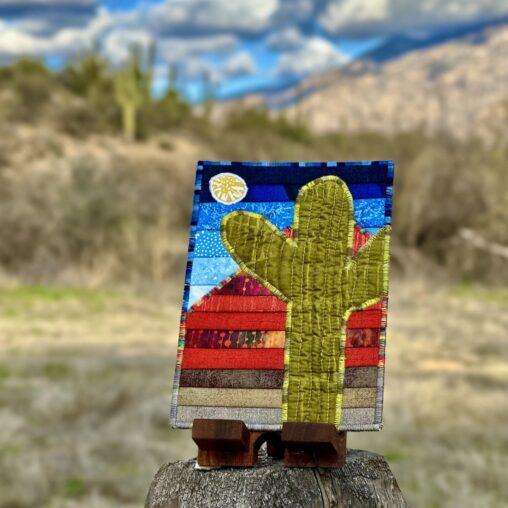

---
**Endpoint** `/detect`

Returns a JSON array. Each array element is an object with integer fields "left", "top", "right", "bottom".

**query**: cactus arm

[
  {"left": 295, "top": 176, "right": 355, "bottom": 261},
  {"left": 347, "top": 225, "right": 391, "bottom": 309},
  {"left": 221, "top": 211, "right": 295, "bottom": 300}
]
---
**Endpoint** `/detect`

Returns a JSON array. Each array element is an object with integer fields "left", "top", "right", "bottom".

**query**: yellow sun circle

[{"left": 209, "top": 172, "right": 248, "bottom": 205}]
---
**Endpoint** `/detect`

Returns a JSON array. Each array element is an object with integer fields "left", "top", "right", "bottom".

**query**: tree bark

[{"left": 145, "top": 448, "right": 407, "bottom": 508}]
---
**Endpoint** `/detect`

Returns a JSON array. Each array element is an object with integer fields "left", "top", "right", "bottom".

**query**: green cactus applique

[{"left": 221, "top": 176, "right": 391, "bottom": 428}]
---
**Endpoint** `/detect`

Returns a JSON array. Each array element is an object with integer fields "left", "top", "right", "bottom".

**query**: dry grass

[
  {"left": 0, "top": 287, "right": 195, "bottom": 507},
  {"left": 0, "top": 123, "right": 506, "bottom": 288},
  {"left": 0, "top": 279, "right": 507, "bottom": 507}
]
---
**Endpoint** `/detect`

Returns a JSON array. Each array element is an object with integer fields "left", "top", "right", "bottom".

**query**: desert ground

[
  {"left": 0, "top": 57, "right": 506, "bottom": 507},
  {"left": 0, "top": 277, "right": 506, "bottom": 507}
]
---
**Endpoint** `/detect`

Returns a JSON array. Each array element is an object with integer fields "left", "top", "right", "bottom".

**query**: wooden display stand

[{"left": 192, "top": 419, "right": 346, "bottom": 468}]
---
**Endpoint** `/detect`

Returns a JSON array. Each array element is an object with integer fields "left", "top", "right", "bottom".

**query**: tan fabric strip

[
  {"left": 341, "top": 407, "right": 376, "bottom": 426},
  {"left": 177, "top": 387, "right": 375, "bottom": 409},
  {"left": 178, "top": 388, "right": 282, "bottom": 408},
  {"left": 342, "top": 388, "right": 377, "bottom": 408}
]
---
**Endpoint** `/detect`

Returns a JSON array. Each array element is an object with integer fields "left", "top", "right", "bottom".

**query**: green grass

[
  {"left": 0, "top": 285, "right": 117, "bottom": 304},
  {"left": 0, "top": 365, "right": 10, "bottom": 382},
  {"left": 63, "top": 478, "right": 87, "bottom": 498},
  {"left": 0, "top": 286, "right": 119, "bottom": 318},
  {"left": 452, "top": 282, "right": 508, "bottom": 306},
  {"left": 43, "top": 362, "right": 74, "bottom": 380}
]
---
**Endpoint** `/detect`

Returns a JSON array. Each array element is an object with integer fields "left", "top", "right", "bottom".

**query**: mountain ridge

[{"left": 219, "top": 21, "right": 508, "bottom": 140}]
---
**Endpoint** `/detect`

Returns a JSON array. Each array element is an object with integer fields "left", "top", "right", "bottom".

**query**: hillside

[{"left": 230, "top": 24, "right": 508, "bottom": 140}]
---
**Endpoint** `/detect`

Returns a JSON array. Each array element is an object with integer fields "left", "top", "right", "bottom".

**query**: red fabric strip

[
  {"left": 347, "top": 309, "right": 383, "bottom": 329},
  {"left": 181, "top": 347, "right": 378, "bottom": 369},
  {"left": 185, "top": 311, "right": 286, "bottom": 330},
  {"left": 181, "top": 348, "right": 285, "bottom": 370},
  {"left": 345, "top": 347, "right": 379, "bottom": 367},
  {"left": 192, "top": 295, "right": 286, "bottom": 313}
]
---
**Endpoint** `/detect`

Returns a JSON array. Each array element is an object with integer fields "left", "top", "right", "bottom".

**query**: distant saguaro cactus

[
  {"left": 114, "top": 44, "right": 154, "bottom": 141},
  {"left": 221, "top": 176, "right": 390, "bottom": 427}
]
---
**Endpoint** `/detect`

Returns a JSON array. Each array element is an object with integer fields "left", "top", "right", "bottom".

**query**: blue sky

[{"left": 0, "top": 0, "right": 506, "bottom": 101}]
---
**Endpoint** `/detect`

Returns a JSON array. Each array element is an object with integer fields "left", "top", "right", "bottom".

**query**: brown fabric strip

[
  {"left": 179, "top": 369, "right": 284, "bottom": 389},
  {"left": 344, "top": 367, "right": 378, "bottom": 388}
]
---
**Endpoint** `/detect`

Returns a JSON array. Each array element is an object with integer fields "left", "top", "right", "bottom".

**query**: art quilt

[{"left": 170, "top": 160, "right": 394, "bottom": 432}]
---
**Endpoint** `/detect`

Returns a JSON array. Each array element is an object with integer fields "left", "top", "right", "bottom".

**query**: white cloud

[
  {"left": 146, "top": 0, "right": 279, "bottom": 35},
  {"left": 267, "top": 27, "right": 305, "bottom": 51},
  {"left": 180, "top": 57, "right": 222, "bottom": 83},
  {"left": 223, "top": 51, "right": 257, "bottom": 77},
  {"left": 0, "top": 0, "right": 99, "bottom": 36},
  {"left": 320, "top": 0, "right": 508, "bottom": 36},
  {"left": 0, "top": 0, "right": 507, "bottom": 96},
  {"left": 0, "top": 8, "right": 110, "bottom": 57},
  {"left": 102, "top": 29, "right": 154, "bottom": 64},
  {"left": 0, "top": 0, "right": 95, "bottom": 5},
  {"left": 278, "top": 36, "right": 349, "bottom": 77},
  {"left": 156, "top": 35, "right": 237, "bottom": 61}
]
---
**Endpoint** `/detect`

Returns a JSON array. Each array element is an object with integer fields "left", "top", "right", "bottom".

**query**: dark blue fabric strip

[
  {"left": 245, "top": 186, "right": 289, "bottom": 201},
  {"left": 201, "top": 183, "right": 386, "bottom": 203},
  {"left": 201, "top": 163, "right": 391, "bottom": 194}
]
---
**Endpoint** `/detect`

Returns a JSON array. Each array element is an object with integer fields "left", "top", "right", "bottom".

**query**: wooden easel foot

[
  {"left": 281, "top": 422, "right": 346, "bottom": 468},
  {"left": 192, "top": 419, "right": 282, "bottom": 467}
]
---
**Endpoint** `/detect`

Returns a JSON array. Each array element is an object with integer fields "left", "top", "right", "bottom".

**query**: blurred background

[{"left": 0, "top": 0, "right": 507, "bottom": 506}]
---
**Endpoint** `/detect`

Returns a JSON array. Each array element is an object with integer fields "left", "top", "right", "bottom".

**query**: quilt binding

[{"left": 169, "top": 159, "right": 394, "bottom": 432}]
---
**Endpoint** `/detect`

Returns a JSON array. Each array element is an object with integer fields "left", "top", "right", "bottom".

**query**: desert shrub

[
  {"left": 58, "top": 55, "right": 120, "bottom": 135},
  {"left": 225, "top": 107, "right": 311, "bottom": 144},
  {"left": 139, "top": 89, "right": 190, "bottom": 137},
  {"left": 0, "top": 58, "right": 56, "bottom": 121},
  {"left": 0, "top": 156, "right": 193, "bottom": 286}
]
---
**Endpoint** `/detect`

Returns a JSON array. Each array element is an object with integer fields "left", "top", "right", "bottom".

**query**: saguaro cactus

[
  {"left": 221, "top": 176, "right": 390, "bottom": 427},
  {"left": 114, "top": 45, "right": 153, "bottom": 141}
]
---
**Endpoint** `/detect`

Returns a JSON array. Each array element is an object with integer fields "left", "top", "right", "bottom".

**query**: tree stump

[{"left": 145, "top": 448, "right": 407, "bottom": 508}]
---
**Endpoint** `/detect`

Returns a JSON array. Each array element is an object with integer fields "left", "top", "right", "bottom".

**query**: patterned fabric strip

[
  {"left": 210, "top": 273, "right": 273, "bottom": 296},
  {"left": 185, "top": 329, "right": 285, "bottom": 349},
  {"left": 179, "top": 369, "right": 284, "bottom": 389},
  {"left": 346, "top": 329, "right": 380, "bottom": 348},
  {"left": 181, "top": 348, "right": 285, "bottom": 370},
  {"left": 191, "top": 295, "right": 286, "bottom": 313},
  {"left": 185, "top": 311, "right": 287, "bottom": 330},
  {"left": 194, "top": 221, "right": 380, "bottom": 259},
  {"left": 196, "top": 200, "right": 386, "bottom": 231},
  {"left": 184, "top": 328, "right": 376, "bottom": 348},
  {"left": 197, "top": 202, "right": 294, "bottom": 231},
  {"left": 189, "top": 257, "right": 239, "bottom": 286}
]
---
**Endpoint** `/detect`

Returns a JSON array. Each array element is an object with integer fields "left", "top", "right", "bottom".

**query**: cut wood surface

[{"left": 145, "top": 448, "right": 408, "bottom": 508}]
